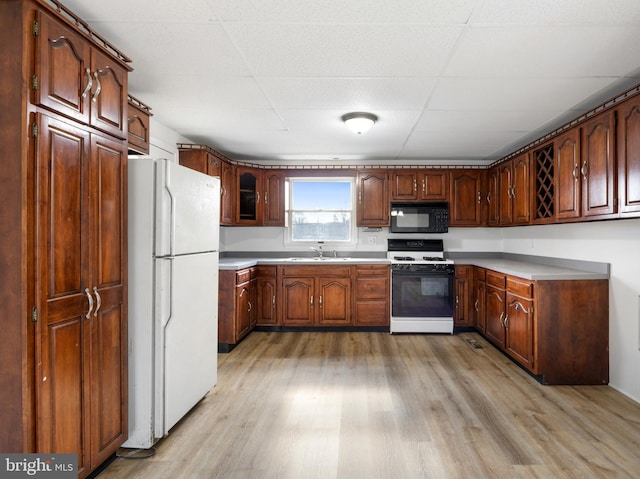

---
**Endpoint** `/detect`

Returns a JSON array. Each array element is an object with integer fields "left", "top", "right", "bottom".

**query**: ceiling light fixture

[{"left": 341, "top": 112, "right": 378, "bottom": 134}]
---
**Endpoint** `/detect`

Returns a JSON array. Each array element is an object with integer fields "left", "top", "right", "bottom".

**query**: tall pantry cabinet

[{"left": 0, "top": 2, "right": 130, "bottom": 478}]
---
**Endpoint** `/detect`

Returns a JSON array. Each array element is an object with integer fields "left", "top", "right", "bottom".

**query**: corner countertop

[{"left": 452, "top": 257, "right": 609, "bottom": 281}]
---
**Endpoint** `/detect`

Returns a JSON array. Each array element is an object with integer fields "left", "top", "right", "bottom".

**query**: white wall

[
  {"left": 221, "top": 219, "right": 640, "bottom": 403},
  {"left": 220, "top": 226, "right": 502, "bottom": 255},
  {"left": 147, "top": 117, "right": 191, "bottom": 161}
]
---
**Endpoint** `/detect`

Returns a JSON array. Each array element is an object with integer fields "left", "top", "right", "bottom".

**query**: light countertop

[{"left": 219, "top": 255, "right": 609, "bottom": 280}]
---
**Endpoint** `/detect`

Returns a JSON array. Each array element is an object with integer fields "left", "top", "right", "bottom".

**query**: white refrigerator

[{"left": 125, "top": 158, "right": 220, "bottom": 449}]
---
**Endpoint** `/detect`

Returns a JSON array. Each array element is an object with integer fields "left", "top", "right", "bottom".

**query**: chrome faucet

[{"left": 309, "top": 244, "right": 324, "bottom": 257}]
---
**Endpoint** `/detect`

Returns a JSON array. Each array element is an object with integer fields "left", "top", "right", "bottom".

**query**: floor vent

[{"left": 466, "top": 338, "right": 483, "bottom": 349}]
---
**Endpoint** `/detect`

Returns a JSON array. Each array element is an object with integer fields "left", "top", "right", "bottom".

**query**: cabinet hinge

[
  {"left": 31, "top": 306, "right": 38, "bottom": 323},
  {"left": 32, "top": 75, "right": 38, "bottom": 91},
  {"left": 32, "top": 122, "right": 38, "bottom": 138},
  {"left": 32, "top": 20, "right": 39, "bottom": 37}
]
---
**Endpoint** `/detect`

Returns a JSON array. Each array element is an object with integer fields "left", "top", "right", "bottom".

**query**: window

[{"left": 285, "top": 177, "right": 356, "bottom": 244}]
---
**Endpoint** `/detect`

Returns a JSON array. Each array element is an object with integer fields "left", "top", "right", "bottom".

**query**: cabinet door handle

[
  {"left": 504, "top": 314, "right": 509, "bottom": 328},
  {"left": 92, "top": 71, "right": 101, "bottom": 102},
  {"left": 310, "top": 295, "right": 314, "bottom": 307},
  {"left": 581, "top": 161, "right": 588, "bottom": 180},
  {"left": 477, "top": 191, "right": 481, "bottom": 203},
  {"left": 272, "top": 295, "right": 276, "bottom": 308},
  {"left": 319, "top": 295, "right": 323, "bottom": 308},
  {"left": 573, "top": 163, "right": 579, "bottom": 180},
  {"left": 499, "top": 311, "right": 504, "bottom": 327},
  {"left": 422, "top": 180, "right": 426, "bottom": 193},
  {"left": 247, "top": 301, "right": 252, "bottom": 312},
  {"left": 81, "top": 68, "right": 93, "bottom": 98},
  {"left": 474, "top": 299, "right": 479, "bottom": 311},
  {"left": 85, "top": 288, "right": 94, "bottom": 319},
  {"left": 486, "top": 192, "right": 491, "bottom": 204},
  {"left": 264, "top": 191, "right": 268, "bottom": 204},
  {"left": 93, "top": 286, "right": 101, "bottom": 317},
  {"left": 256, "top": 192, "right": 260, "bottom": 204},
  {"left": 414, "top": 179, "right": 417, "bottom": 192},
  {"left": 456, "top": 295, "right": 459, "bottom": 305}
]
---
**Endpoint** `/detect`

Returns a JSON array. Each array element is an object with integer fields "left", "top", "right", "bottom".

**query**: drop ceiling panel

[
  {"left": 59, "top": 0, "right": 216, "bottom": 23},
  {"left": 402, "top": 130, "right": 528, "bottom": 159},
  {"left": 471, "top": 0, "right": 640, "bottom": 25},
  {"left": 446, "top": 26, "right": 640, "bottom": 78},
  {"left": 224, "top": 24, "right": 463, "bottom": 77},
  {"left": 260, "top": 78, "right": 437, "bottom": 110},
  {"left": 429, "top": 77, "right": 620, "bottom": 112},
  {"left": 415, "top": 110, "right": 565, "bottom": 133},
  {"left": 102, "top": 22, "right": 251, "bottom": 77},
  {"left": 206, "top": 0, "right": 476, "bottom": 24}
]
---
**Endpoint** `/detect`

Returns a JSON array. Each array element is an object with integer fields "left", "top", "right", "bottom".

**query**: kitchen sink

[{"left": 287, "top": 257, "right": 352, "bottom": 262}]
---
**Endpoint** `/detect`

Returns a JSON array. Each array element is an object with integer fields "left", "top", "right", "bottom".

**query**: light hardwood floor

[{"left": 96, "top": 332, "right": 640, "bottom": 478}]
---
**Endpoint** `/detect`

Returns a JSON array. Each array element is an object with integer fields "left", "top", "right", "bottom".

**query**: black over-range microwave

[{"left": 389, "top": 202, "right": 449, "bottom": 233}]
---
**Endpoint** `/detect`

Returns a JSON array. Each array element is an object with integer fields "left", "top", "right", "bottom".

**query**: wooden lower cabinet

[
  {"left": 476, "top": 268, "right": 608, "bottom": 385},
  {"left": 256, "top": 266, "right": 278, "bottom": 326},
  {"left": 354, "top": 265, "right": 390, "bottom": 327},
  {"left": 454, "top": 265, "right": 473, "bottom": 327},
  {"left": 485, "top": 271, "right": 507, "bottom": 349},
  {"left": 250, "top": 263, "right": 389, "bottom": 328},
  {"left": 218, "top": 267, "right": 256, "bottom": 350},
  {"left": 473, "top": 268, "right": 487, "bottom": 334},
  {"left": 282, "top": 266, "right": 351, "bottom": 326}
]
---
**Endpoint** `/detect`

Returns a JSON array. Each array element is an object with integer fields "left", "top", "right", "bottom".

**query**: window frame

[{"left": 284, "top": 176, "right": 358, "bottom": 246}]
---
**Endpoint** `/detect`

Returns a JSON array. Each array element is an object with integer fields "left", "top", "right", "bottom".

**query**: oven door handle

[{"left": 392, "top": 271, "right": 454, "bottom": 278}]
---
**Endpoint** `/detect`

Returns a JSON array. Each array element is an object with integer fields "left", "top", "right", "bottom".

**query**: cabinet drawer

[
  {"left": 236, "top": 268, "right": 254, "bottom": 284},
  {"left": 355, "top": 276, "right": 388, "bottom": 300},
  {"left": 257, "top": 265, "right": 277, "bottom": 277},
  {"left": 475, "top": 267, "right": 486, "bottom": 281},
  {"left": 355, "top": 264, "right": 389, "bottom": 275},
  {"left": 506, "top": 276, "right": 533, "bottom": 298},
  {"left": 283, "top": 265, "right": 352, "bottom": 277},
  {"left": 486, "top": 271, "right": 506, "bottom": 289}
]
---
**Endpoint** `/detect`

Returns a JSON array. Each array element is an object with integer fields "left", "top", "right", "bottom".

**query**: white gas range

[{"left": 387, "top": 239, "right": 455, "bottom": 334}]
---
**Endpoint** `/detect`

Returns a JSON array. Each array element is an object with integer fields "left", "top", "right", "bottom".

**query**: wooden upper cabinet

[
  {"left": 449, "top": 170, "right": 483, "bottom": 226},
  {"left": 220, "top": 161, "right": 235, "bottom": 225},
  {"left": 357, "top": 170, "right": 389, "bottom": 226},
  {"left": 236, "top": 166, "right": 263, "bottom": 225},
  {"left": 420, "top": 170, "right": 449, "bottom": 201},
  {"left": 498, "top": 161, "right": 514, "bottom": 224},
  {"left": 512, "top": 154, "right": 531, "bottom": 224},
  {"left": 35, "top": 10, "right": 129, "bottom": 139},
  {"left": 581, "top": 110, "right": 617, "bottom": 218},
  {"left": 90, "top": 48, "right": 128, "bottom": 139},
  {"left": 555, "top": 128, "right": 581, "bottom": 220},
  {"left": 127, "top": 96, "right": 151, "bottom": 154},
  {"left": 391, "top": 170, "right": 418, "bottom": 200},
  {"left": 262, "top": 170, "right": 285, "bottom": 226},
  {"left": 617, "top": 94, "right": 640, "bottom": 216},
  {"left": 179, "top": 148, "right": 221, "bottom": 177},
  {"left": 498, "top": 154, "right": 530, "bottom": 226},
  {"left": 486, "top": 167, "right": 500, "bottom": 226},
  {"left": 391, "top": 169, "right": 449, "bottom": 201}
]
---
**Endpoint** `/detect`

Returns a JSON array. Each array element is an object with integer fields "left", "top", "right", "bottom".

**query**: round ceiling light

[{"left": 341, "top": 112, "right": 378, "bottom": 134}]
